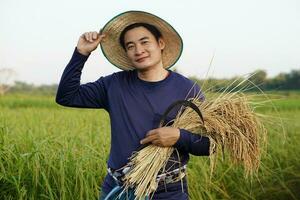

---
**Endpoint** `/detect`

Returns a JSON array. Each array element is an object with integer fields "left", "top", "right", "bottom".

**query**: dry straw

[{"left": 122, "top": 82, "right": 267, "bottom": 200}]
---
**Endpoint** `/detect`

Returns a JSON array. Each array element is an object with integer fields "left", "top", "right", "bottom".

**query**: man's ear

[{"left": 158, "top": 38, "right": 165, "bottom": 50}]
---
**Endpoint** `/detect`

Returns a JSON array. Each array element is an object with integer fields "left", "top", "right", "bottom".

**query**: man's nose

[{"left": 135, "top": 44, "right": 145, "bottom": 55}]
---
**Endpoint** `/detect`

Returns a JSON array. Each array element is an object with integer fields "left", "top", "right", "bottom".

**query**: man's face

[{"left": 123, "top": 26, "right": 165, "bottom": 70}]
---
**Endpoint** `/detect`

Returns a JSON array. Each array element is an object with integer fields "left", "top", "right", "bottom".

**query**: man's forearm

[
  {"left": 173, "top": 129, "right": 210, "bottom": 156},
  {"left": 56, "top": 47, "right": 89, "bottom": 106}
]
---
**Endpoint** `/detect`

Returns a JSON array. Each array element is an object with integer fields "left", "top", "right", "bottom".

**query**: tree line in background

[
  {"left": 190, "top": 69, "right": 300, "bottom": 92},
  {"left": 0, "top": 69, "right": 299, "bottom": 96}
]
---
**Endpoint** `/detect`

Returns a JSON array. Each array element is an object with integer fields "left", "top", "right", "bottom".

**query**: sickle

[
  {"left": 138, "top": 99, "right": 204, "bottom": 151},
  {"left": 158, "top": 99, "right": 204, "bottom": 128}
]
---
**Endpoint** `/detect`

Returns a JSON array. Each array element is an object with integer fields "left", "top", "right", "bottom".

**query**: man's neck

[{"left": 137, "top": 66, "right": 169, "bottom": 82}]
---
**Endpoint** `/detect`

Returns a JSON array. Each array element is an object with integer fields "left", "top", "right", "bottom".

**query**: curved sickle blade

[{"left": 159, "top": 99, "right": 204, "bottom": 128}]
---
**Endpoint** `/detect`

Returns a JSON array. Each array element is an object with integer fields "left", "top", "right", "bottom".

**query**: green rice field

[{"left": 0, "top": 92, "right": 299, "bottom": 200}]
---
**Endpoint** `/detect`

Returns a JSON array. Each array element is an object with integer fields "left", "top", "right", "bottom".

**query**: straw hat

[{"left": 100, "top": 10, "right": 183, "bottom": 71}]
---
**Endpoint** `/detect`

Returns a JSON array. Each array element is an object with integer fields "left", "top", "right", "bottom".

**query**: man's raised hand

[{"left": 76, "top": 31, "right": 106, "bottom": 56}]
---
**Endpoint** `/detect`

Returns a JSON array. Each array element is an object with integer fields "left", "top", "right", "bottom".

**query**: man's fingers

[
  {"left": 140, "top": 137, "right": 151, "bottom": 145},
  {"left": 85, "top": 32, "right": 91, "bottom": 42},
  {"left": 99, "top": 34, "right": 106, "bottom": 39},
  {"left": 146, "top": 129, "right": 158, "bottom": 137},
  {"left": 85, "top": 32, "right": 90, "bottom": 41},
  {"left": 88, "top": 32, "right": 93, "bottom": 42},
  {"left": 84, "top": 32, "right": 92, "bottom": 42},
  {"left": 140, "top": 134, "right": 157, "bottom": 144},
  {"left": 81, "top": 31, "right": 105, "bottom": 44},
  {"left": 140, "top": 129, "right": 161, "bottom": 144},
  {"left": 151, "top": 139, "right": 162, "bottom": 147},
  {"left": 92, "top": 32, "right": 98, "bottom": 40},
  {"left": 84, "top": 33, "right": 89, "bottom": 41}
]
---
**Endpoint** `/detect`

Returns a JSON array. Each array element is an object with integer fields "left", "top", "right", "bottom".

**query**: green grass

[{"left": 0, "top": 93, "right": 299, "bottom": 199}]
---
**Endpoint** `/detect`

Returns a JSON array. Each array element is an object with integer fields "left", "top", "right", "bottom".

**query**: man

[{"left": 56, "top": 11, "right": 210, "bottom": 200}]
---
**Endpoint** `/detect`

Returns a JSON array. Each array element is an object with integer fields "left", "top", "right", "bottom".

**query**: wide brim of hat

[{"left": 100, "top": 10, "right": 183, "bottom": 71}]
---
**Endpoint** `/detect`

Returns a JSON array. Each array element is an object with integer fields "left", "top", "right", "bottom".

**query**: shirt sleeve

[
  {"left": 173, "top": 80, "right": 210, "bottom": 156},
  {"left": 55, "top": 47, "right": 109, "bottom": 111},
  {"left": 173, "top": 129, "right": 210, "bottom": 156}
]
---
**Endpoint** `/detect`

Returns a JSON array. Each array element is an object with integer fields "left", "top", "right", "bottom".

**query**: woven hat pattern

[{"left": 100, "top": 11, "right": 183, "bottom": 71}]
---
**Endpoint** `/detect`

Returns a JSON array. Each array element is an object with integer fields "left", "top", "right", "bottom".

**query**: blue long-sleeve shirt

[{"left": 56, "top": 48, "right": 210, "bottom": 198}]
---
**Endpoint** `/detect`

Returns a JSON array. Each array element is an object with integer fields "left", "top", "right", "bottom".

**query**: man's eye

[
  {"left": 142, "top": 41, "right": 148, "bottom": 44},
  {"left": 127, "top": 46, "right": 134, "bottom": 50}
]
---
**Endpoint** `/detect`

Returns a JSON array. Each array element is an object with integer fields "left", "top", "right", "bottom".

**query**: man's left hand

[{"left": 140, "top": 127, "right": 180, "bottom": 147}]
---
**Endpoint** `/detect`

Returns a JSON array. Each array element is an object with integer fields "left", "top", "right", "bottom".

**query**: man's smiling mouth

[{"left": 136, "top": 56, "right": 149, "bottom": 63}]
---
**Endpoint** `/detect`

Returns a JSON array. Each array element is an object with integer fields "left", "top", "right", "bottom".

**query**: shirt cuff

[
  {"left": 73, "top": 47, "right": 90, "bottom": 60},
  {"left": 173, "top": 129, "right": 191, "bottom": 151},
  {"left": 173, "top": 128, "right": 210, "bottom": 156}
]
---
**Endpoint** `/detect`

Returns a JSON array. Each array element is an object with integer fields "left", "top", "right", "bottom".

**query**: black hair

[{"left": 119, "top": 22, "right": 162, "bottom": 50}]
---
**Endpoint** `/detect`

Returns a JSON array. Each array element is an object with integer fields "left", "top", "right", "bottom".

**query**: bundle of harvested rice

[
  {"left": 122, "top": 90, "right": 266, "bottom": 200},
  {"left": 176, "top": 93, "right": 267, "bottom": 176}
]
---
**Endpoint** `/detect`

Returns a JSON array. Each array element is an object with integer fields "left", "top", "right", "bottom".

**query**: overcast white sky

[{"left": 1, "top": 0, "right": 299, "bottom": 85}]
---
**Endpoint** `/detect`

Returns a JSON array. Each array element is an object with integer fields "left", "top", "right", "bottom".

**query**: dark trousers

[{"left": 99, "top": 177, "right": 188, "bottom": 200}]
